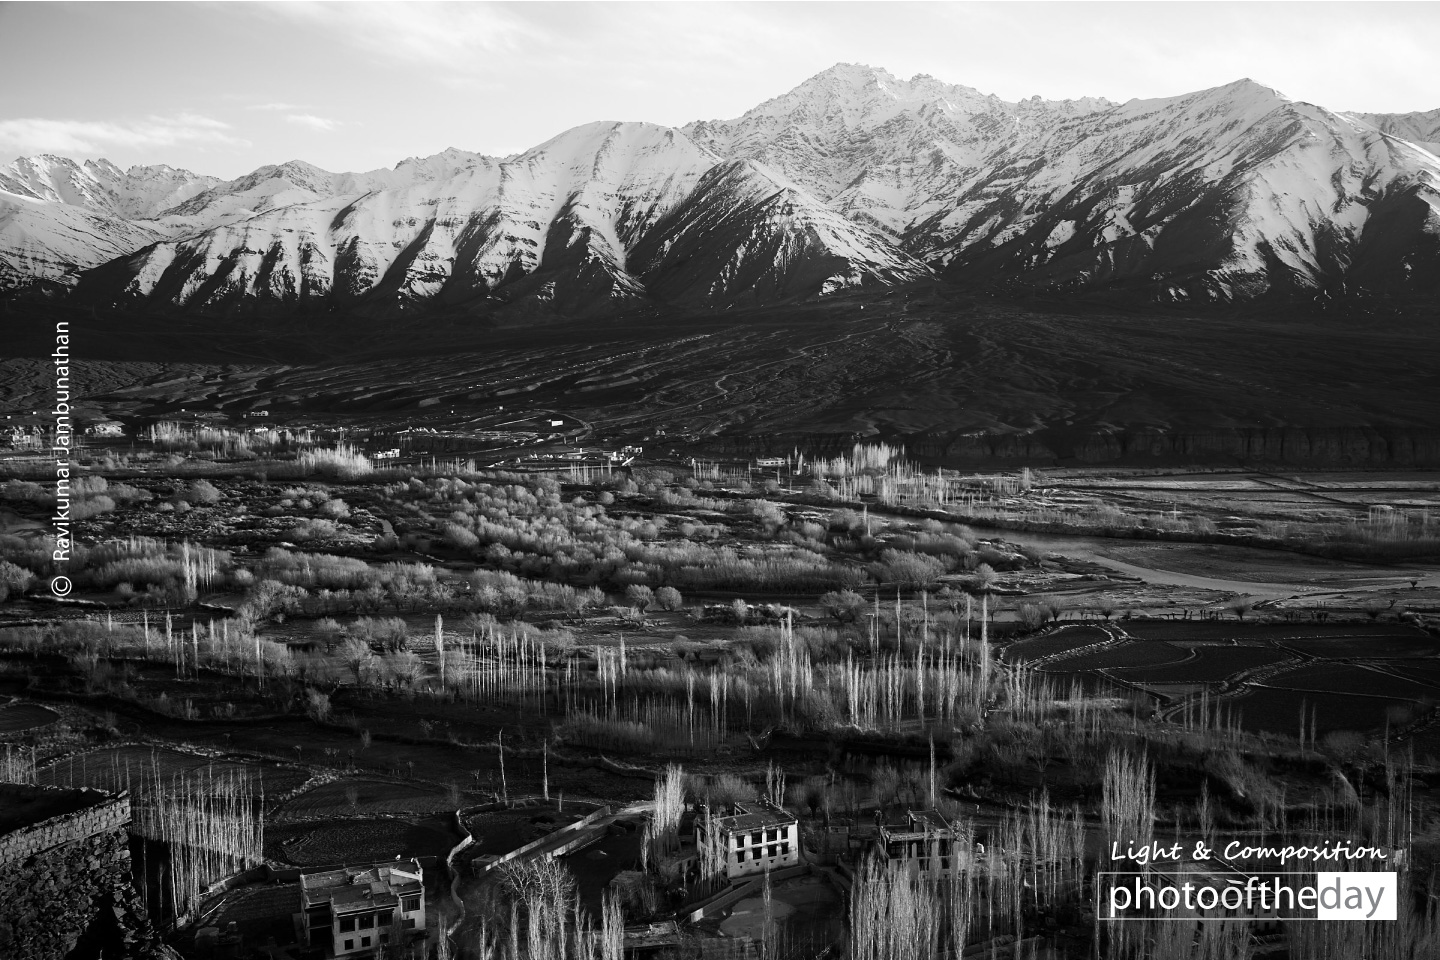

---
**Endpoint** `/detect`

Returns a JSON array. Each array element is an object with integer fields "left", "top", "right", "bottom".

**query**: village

[{"left": 1, "top": 413, "right": 1439, "bottom": 960}]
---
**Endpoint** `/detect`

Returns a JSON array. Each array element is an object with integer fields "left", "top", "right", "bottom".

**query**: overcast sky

[{"left": 1, "top": 1, "right": 1436, "bottom": 180}]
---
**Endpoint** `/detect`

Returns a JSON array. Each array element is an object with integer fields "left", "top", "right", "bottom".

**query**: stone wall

[
  {"left": 0, "top": 787, "right": 129, "bottom": 864},
  {"left": 0, "top": 786, "right": 165, "bottom": 960}
]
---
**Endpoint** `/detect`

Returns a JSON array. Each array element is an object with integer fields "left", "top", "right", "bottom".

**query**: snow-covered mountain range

[{"left": 4, "top": 64, "right": 1438, "bottom": 314}]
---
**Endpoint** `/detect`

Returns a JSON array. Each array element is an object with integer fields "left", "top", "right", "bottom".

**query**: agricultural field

[
  {"left": 274, "top": 776, "right": 471, "bottom": 819},
  {"left": 1038, "top": 640, "right": 1189, "bottom": 672},
  {"left": 1228, "top": 686, "right": 1423, "bottom": 739},
  {"left": 1003, "top": 624, "right": 1112, "bottom": 663},
  {"left": 1262, "top": 663, "right": 1440, "bottom": 700},
  {"left": 1031, "top": 619, "right": 1440, "bottom": 741},
  {"left": 38, "top": 744, "right": 310, "bottom": 801},
  {"left": 1110, "top": 645, "right": 1295, "bottom": 684},
  {"left": 0, "top": 699, "right": 58, "bottom": 733},
  {"left": 266, "top": 815, "right": 462, "bottom": 867},
  {"left": 1284, "top": 632, "right": 1440, "bottom": 658}
]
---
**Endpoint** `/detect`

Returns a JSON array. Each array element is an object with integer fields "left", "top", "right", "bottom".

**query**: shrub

[
  {"left": 0, "top": 480, "right": 49, "bottom": 502},
  {"left": 294, "top": 445, "right": 373, "bottom": 479},
  {"left": 108, "top": 483, "right": 152, "bottom": 503},
  {"left": 305, "top": 689, "right": 332, "bottom": 721},
  {"left": 286, "top": 519, "right": 340, "bottom": 542},
  {"left": 819, "top": 589, "right": 865, "bottom": 623},
  {"left": 72, "top": 496, "right": 117, "bottom": 520},
  {"left": 870, "top": 549, "right": 947, "bottom": 588},
  {"left": 73, "top": 476, "right": 108, "bottom": 496},
  {"left": 442, "top": 522, "right": 479, "bottom": 549},
  {"left": 187, "top": 480, "right": 223, "bottom": 504},
  {"left": 625, "top": 584, "right": 655, "bottom": 613},
  {"left": 352, "top": 616, "right": 409, "bottom": 652},
  {"left": 0, "top": 560, "right": 35, "bottom": 603}
]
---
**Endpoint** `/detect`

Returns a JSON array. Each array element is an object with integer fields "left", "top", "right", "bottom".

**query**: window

[
  {"left": 781, "top": 842, "right": 791, "bottom": 855},
  {"left": 361, "top": 936, "right": 371, "bottom": 948},
  {"left": 734, "top": 851, "right": 744, "bottom": 864},
  {"left": 344, "top": 940, "right": 354, "bottom": 951},
  {"left": 381, "top": 934, "right": 390, "bottom": 944},
  {"left": 734, "top": 836, "right": 744, "bottom": 849},
  {"left": 751, "top": 832, "right": 762, "bottom": 845},
  {"left": 403, "top": 917, "right": 417, "bottom": 930},
  {"left": 403, "top": 896, "right": 421, "bottom": 913},
  {"left": 378, "top": 910, "right": 393, "bottom": 926},
  {"left": 359, "top": 914, "right": 375, "bottom": 929},
  {"left": 340, "top": 917, "right": 357, "bottom": 933}
]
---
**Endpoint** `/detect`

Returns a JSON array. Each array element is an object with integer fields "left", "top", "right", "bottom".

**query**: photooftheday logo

[{"left": 1099, "top": 871, "right": 1397, "bottom": 922}]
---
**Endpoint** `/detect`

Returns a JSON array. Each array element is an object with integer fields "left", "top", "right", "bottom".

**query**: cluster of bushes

[
  {"left": 256, "top": 548, "right": 438, "bottom": 595},
  {"left": 0, "top": 560, "right": 36, "bottom": 603},
  {"left": 385, "top": 475, "right": 872, "bottom": 593},
  {"left": 2, "top": 475, "right": 153, "bottom": 521},
  {"left": 0, "top": 533, "right": 234, "bottom": 604},
  {"left": 0, "top": 479, "right": 50, "bottom": 503}
]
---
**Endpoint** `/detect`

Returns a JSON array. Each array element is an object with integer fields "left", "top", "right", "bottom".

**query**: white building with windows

[
  {"left": 300, "top": 859, "right": 426, "bottom": 957},
  {"left": 696, "top": 800, "right": 800, "bottom": 880}
]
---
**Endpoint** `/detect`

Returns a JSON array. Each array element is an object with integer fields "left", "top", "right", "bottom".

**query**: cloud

[
  {"left": 0, "top": 113, "right": 248, "bottom": 155},
  {"left": 285, "top": 113, "right": 345, "bottom": 132},
  {"left": 263, "top": 1, "right": 539, "bottom": 67}
]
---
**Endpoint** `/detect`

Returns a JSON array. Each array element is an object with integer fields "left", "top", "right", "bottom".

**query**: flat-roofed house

[
  {"left": 877, "top": 810, "right": 963, "bottom": 877},
  {"left": 695, "top": 800, "right": 800, "bottom": 880},
  {"left": 300, "top": 859, "right": 426, "bottom": 957}
]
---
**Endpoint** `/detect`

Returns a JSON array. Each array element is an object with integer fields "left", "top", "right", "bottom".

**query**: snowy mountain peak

[
  {"left": 682, "top": 63, "right": 1123, "bottom": 203},
  {"left": 0, "top": 154, "right": 219, "bottom": 219}
]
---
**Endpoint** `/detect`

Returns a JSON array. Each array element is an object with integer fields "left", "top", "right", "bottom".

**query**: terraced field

[
  {"left": 1229, "top": 687, "right": 1423, "bottom": 738},
  {"left": 1262, "top": 663, "right": 1440, "bottom": 700},
  {"left": 38, "top": 744, "right": 308, "bottom": 799},
  {"left": 276, "top": 776, "right": 469, "bottom": 820},
  {"left": 1122, "top": 621, "right": 1421, "bottom": 644},
  {"left": 1283, "top": 634, "right": 1440, "bottom": 659},
  {"left": 1039, "top": 641, "right": 1189, "bottom": 672},
  {"left": 0, "top": 700, "right": 59, "bottom": 734},
  {"left": 1112, "top": 646, "right": 1295, "bottom": 684},
  {"left": 1005, "top": 625, "right": 1113, "bottom": 663},
  {"left": 266, "top": 815, "right": 462, "bottom": 867},
  {"left": 1029, "top": 620, "right": 1440, "bottom": 739}
]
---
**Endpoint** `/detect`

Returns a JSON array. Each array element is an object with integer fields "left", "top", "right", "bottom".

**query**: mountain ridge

[{"left": 3, "top": 63, "right": 1437, "bottom": 314}]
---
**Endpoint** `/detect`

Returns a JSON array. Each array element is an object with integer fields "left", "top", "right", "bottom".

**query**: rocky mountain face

[
  {"left": 0, "top": 156, "right": 219, "bottom": 288},
  {"left": 4, "top": 64, "right": 1437, "bottom": 313}
]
